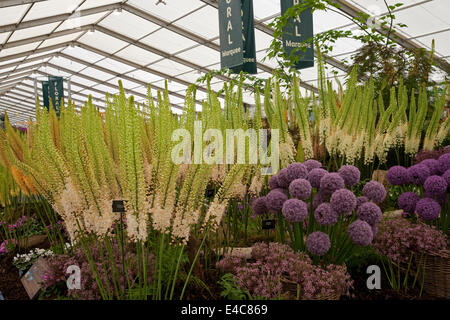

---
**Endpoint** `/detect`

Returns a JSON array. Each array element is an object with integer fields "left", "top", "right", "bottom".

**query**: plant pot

[
  {"left": 17, "top": 235, "right": 47, "bottom": 249},
  {"left": 423, "top": 250, "right": 450, "bottom": 299}
]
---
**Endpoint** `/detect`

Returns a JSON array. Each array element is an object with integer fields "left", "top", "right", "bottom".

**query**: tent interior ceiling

[{"left": 0, "top": 0, "right": 449, "bottom": 124}]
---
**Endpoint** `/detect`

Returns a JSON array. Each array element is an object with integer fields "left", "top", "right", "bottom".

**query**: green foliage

[{"left": 218, "top": 273, "right": 251, "bottom": 300}]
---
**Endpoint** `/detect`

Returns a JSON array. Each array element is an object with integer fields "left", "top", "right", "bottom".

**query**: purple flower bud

[
  {"left": 268, "top": 175, "right": 279, "bottom": 190},
  {"left": 415, "top": 198, "right": 441, "bottom": 221},
  {"left": 320, "top": 173, "right": 345, "bottom": 195},
  {"left": 307, "top": 168, "right": 328, "bottom": 189},
  {"left": 330, "top": 189, "right": 357, "bottom": 213},
  {"left": 438, "top": 153, "right": 450, "bottom": 174},
  {"left": 277, "top": 168, "right": 291, "bottom": 188},
  {"left": 357, "top": 202, "right": 382, "bottom": 226},
  {"left": 362, "top": 181, "right": 386, "bottom": 204},
  {"left": 289, "top": 178, "right": 312, "bottom": 200},
  {"left": 398, "top": 192, "right": 420, "bottom": 214},
  {"left": 407, "top": 164, "right": 430, "bottom": 185},
  {"left": 306, "top": 231, "right": 330, "bottom": 256},
  {"left": 356, "top": 196, "right": 369, "bottom": 208},
  {"left": 386, "top": 166, "right": 410, "bottom": 185},
  {"left": 420, "top": 159, "right": 440, "bottom": 176},
  {"left": 282, "top": 199, "right": 308, "bottom": 223},
  {"left": 251, "top": 197, "right": 267, "bottom": 216},
  {"left": 265, "top": 189, "right": 288, "bottom": 213},
  {"left": 314, "top": 203, "right": 338, "bottom": 226},
  {"left": 338, "top": 165, "right": 361, "bottom": 187},
  {"left": 303, "top": 159, "right": 322, "bottom": 172},
  {"left": 287, "top": 162, "right": 308, "bottom": 181},
  {"left": 424, "top": 175, "right": 447, "bottom": 196},
  {"left": 348, "top": 220, "right": 373, "bottom": 246}
]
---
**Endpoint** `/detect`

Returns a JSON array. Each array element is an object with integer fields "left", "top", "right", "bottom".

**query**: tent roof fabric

[{"left": 0, "top": 0, "right": 449, "bottom": 123}]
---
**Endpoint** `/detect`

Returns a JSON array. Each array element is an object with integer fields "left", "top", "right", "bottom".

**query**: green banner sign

[
  {"left": 41, "top": 81, "right": 49, "bottom": 109},
  {"left": 48, "top": 76, "right": 64, "bottom": 112},
  {"left": 280, "top": 0, "right": 314, "bottom": 70},
  {"left": 219, "top": 0, "right": 244, "bottom": 69},
  {"left": 231, "top": 0, "right": 257, "bottom": 74}
]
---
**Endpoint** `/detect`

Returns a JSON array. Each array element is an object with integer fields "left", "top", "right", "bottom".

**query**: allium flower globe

[
  {"left": 303, "top": 159, "right": 322, "bottom": 172},
  {"left": 282, "top": 199, "right": 308, "bottom": 223},
  {"left": 330, "top": 189, "right": 357, "bottom": 213},
  {"left": 397, "top": 192, "right": 420, "bottom": 214},
  {"left": 277, "top": 168, "right": 291, "bottom": 188},
  {"left": 289, "top": 178, "right": 312, "bottom": 200},
  {"left": 348, "top": 220, "right": 373, "bottom": 246},
  {"left": 307, "top": 168, "right": 328, "bottom": 188},
  {"left": 268, "top": 175, "right": 279, "bottom": 190},
  {"left": 320, "top": 173, "right": 345, "bottom": 195},
  {"left": 287, "top": 162, "right": 308, "bottom": 181},
  {"left": 362, "top": 181, "right": 386, "bottom": 203},
  {"left": 314, "top": 203, "right": 338, "bottom": 225},
  {"left": 415, "top": 198, "right": 441, "bottom": 221},
  {"left": 356, "top": 196, "right": 369, "bottom": 207},
  {"left": 357, "top": 202, "right": 382, "bottom": 226},
  {"left": 272, "top": 188, "right": 289, "bottom": 196},
  {"left": 265, "top": 190, "right": 288, "bottom": 213},
  {"left": 337, "top": 165, "right": 361, "bottom": 187},
  {"left": 407, "top": 164, "right": 430, "bottom": 185},
  {"left": 423, "top": 175, "right": 447, "bottom": 196},
  {"left": 420, "top": 159, "right": 440, "bottom": 176},
  {"left": 306, "top": 232, "right": 331, "bottom": 256},
  {"left": 386, "top": 166, "right": 410, "bottom": 185},
  {"left": 251, "top": 197, "right": 267, "bottom": 216},
  {"left": 438, "top": 153, "right": 450, "bottom": 173}
]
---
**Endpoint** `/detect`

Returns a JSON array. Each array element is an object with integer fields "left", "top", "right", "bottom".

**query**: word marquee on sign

[{"left": 218, "top": 0, "right": 257, "bottom": 74}]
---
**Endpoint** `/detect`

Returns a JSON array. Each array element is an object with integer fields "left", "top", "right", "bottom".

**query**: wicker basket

[
  {"left": 280, "top": 278, "right": 340, "bottom": 300},
  {"left": 423, "top": 250, "right": 450, "bottom": 299}
]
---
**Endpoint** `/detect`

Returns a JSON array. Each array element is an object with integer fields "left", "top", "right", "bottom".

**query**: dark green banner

[
  {"left": 48, "top": 76, "right": 64, "bottom": 112},
  {"left": 280, "top": 0, "right": 314, "bottom": 69},
  {"left": 218, "top": 0, "right": 244, "bottom": 69},
  {"left": 41, "top": 81, "right": 49, "bottom": 109},
  {"left": 231, "top": 0, "right": 257, "bottom": 74}
]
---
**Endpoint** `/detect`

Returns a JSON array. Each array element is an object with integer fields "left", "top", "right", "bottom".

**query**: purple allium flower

[
  {"left": 268, "top": 175, "right": 279, "bottom": 190},
  {"left": 306, "top": 231, "right": 331, "bottom": 256},
  {"left": 356, "top": 196, "right": 369, "bottom": 207},
  {"left": 348, "top": 220, "right": 373, "bottom": 246},
  {"left": 337, "top": 165, "right": 361, "bottom": 187},
  {"left": 424, "top": 175, "right": 447, "bottom": 196},
  {"left": 398, "top": 192, "right": 420, "bottom": 214},
  {"left": 265, "top": 189, "right": 288, "bottom": 213},
  {"left": 314, "top": 203, "right": 338, "bottom": 225},
  {"left": 312, "top": 190, "right": 328, "bottom": 209},
  {"left": 438, "top": 153, "right": 450, "bottom": 174},
  {"left": 420, "top": 159, "right": 440, "bottom": 176},
  {"left": 362, "top": 181, "right": 386, "bottom": 203},
  {"left": 251, "top": 197, "right": 267, "bottom": 216},
  {"left": 330, "top": 189, "right": 357, "bottom": 214},
  {"left": 272, "top": 188, "right": 288, "bottom": 196},
  {"left": 386, "top": 166, "right": 410, "bottom": 185},
  {"left": 357, "top": 202, "right": 382, "bottom": 226},
  {"left": 277, "top": 168, "right": 291, "bottom": 188},
  {"left": 287, "top": 162, "right": 308, "bottom": 181},
  {"left": 415, "top": 198, "right": 441, "bottom": 221},
  {"left": 307, "top": 168, "right": 328, "bottom": 188},
  {"left": 303, "top": 159, "right": 322, "bottom": 172},
  {"left": 282, "top": 199, "right": 308, "bottom": 223},
  {"left": 442, "top": 169, "right": 450, "bottom": 191},
  {"left": 289, "top": 178, "right": 312, "bottom": 200},
  {"left": 407, "top": 164, "right": 430, "bottom": 185},
  {"left": 320, "top": 173, "right": 345, "bottom": 195}
]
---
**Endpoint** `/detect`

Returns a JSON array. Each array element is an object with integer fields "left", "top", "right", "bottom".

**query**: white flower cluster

[{"left": 13, "top": 247, "right": 54, "bottom": 263}]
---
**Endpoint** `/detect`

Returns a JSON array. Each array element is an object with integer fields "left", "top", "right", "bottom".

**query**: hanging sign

[
  {"left": 280, "top": 0, "right": 314, "bottom": 69},
  {"left": 218, "top": 0, "right": 244, "bottom": 69},
  {"left": 231, "top": 0, "right": 257, "bottom": 74},
  {"left": 48, "top": 76, "right": 64, "bottom": 113},
  {"left": 41, "top": 81, "right": 50, "bottom": 109}
]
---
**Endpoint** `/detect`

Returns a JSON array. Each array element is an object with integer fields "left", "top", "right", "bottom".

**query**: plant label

[
  {"left": 262, "top": 219, "right": 276, "bottom": 230},
  {"left": 112, "top": 200, "right": 126, "bottom": 213},
  {"left": 21, "top": 257, "right": 50, "bottom": 299}
]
